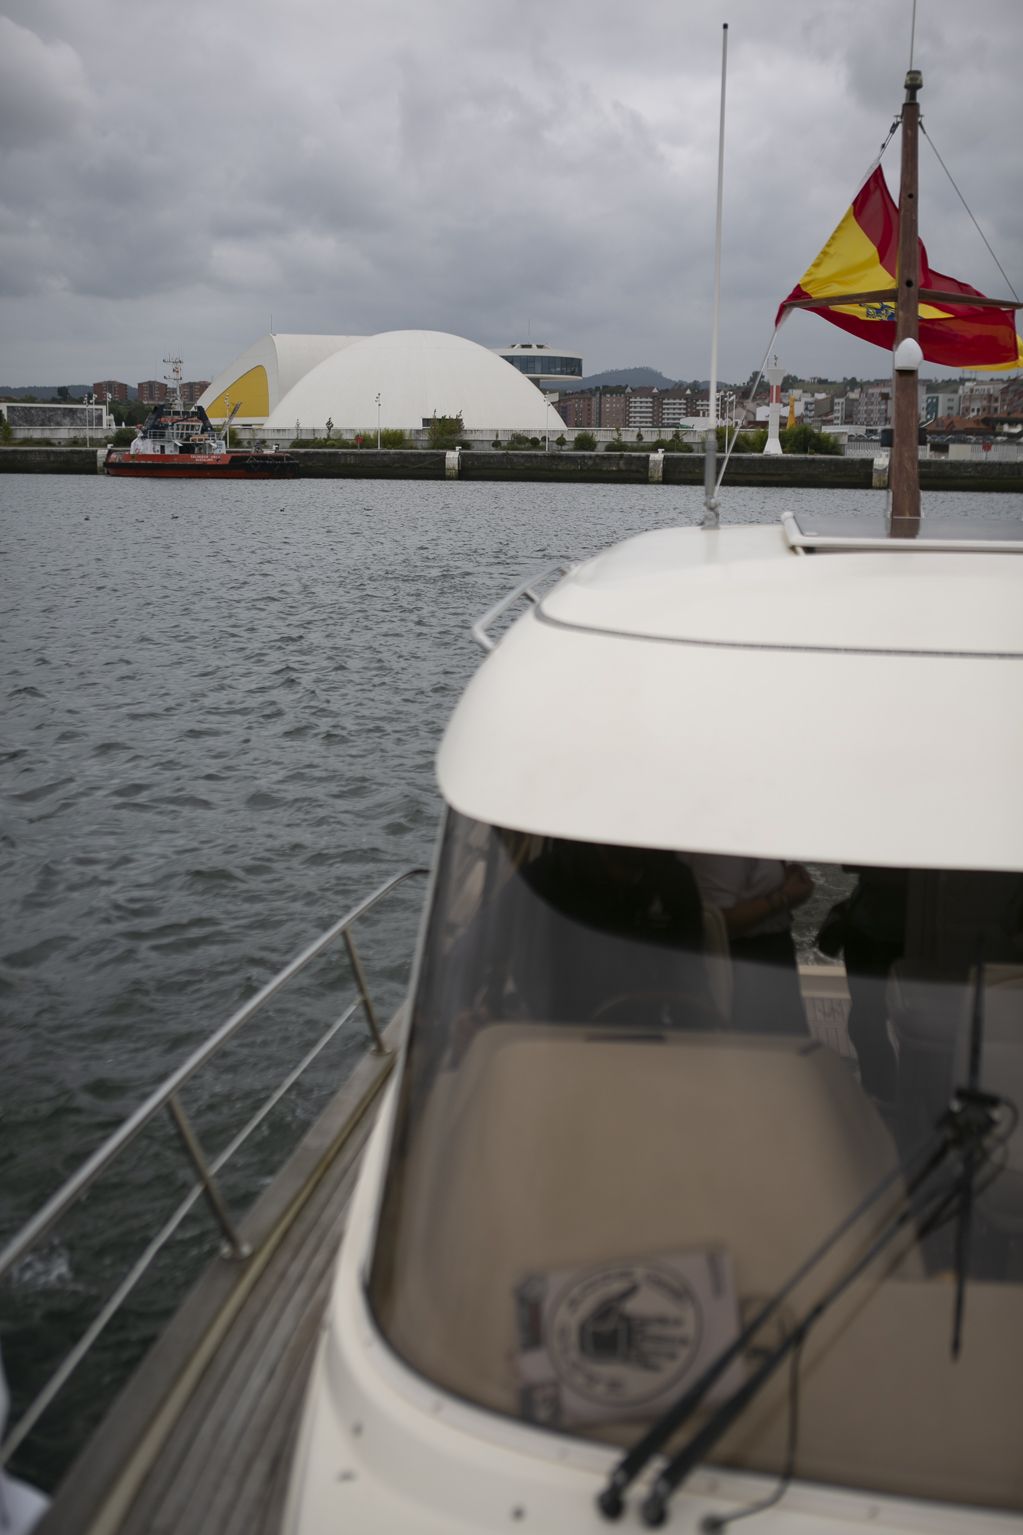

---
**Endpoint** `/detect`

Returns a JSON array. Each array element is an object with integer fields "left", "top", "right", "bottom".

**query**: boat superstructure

[
  {"left": 278, "top": 513, "right": 1023, "bottom": 1533},
  {"left": 6, "top": 514, "right": 1021, "bottom": 1535}
]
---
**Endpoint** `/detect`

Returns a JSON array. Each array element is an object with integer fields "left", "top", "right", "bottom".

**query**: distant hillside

[{"left": 561, "top": 367, "right": 679, "bottom": 392}]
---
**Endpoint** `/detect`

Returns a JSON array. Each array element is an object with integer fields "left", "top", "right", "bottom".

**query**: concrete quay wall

[
  {"left": 1, "top": 446, "right": 107, "bottom": 474},
  {"left": 1, "top": 446, "right": 1022, "bottom": 492}
]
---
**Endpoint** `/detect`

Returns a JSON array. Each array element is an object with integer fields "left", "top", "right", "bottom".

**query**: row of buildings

[
  {"left": 764, "top": 377, "right": 1022, "bottom": 432},
  {"left": 91, "top": 377, "right": 211, "bottom": 405},
  {"left": 810, "top": 379, "right": 1018, "bottom": 430},
  {"left": 556, "top": 385, "right": 700, "bottom": 432},
  {"left": 6, "top": 330, "right": 1020, "bottom": 443},
  {"left": 3, "top": 334, "right": 566, "bottom": 443},
  {"left": 554, "top": 377, "right": 1023, "bottom": 437}
]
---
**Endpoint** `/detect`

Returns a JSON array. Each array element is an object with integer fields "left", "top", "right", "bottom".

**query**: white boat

[
  {"left": 4, "top": 46, "right": 1023, "bottom": 1535},
  {"left": 277, "top": 56, "right": 1023, "bottom": 1535},
  {"left": 275, "top": 528, "right": 1023, "bottom": 1535}
]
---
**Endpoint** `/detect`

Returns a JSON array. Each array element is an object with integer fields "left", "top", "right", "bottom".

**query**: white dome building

[
  {"left": 198, "top": 330, "right": 564, "bottom": 436},
  {"left": 200, "top": 334, "right": 365, "bottom": 423}
]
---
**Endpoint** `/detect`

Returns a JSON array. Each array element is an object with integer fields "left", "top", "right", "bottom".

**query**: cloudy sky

[{"left": 1, "top": 0, "right": 1020, "bottom": 389}]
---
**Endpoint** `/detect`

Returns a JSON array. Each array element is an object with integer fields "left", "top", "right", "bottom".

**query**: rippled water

[{"left": 2, "top": 473, "right": 1019, "bottom": 1486}]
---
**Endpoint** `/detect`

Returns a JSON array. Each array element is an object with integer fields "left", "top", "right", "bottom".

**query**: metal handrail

[
  {"left": 0, "top": 866, "right": 426, "bottom": 1284},
  {"left": 471, "top": 561, "right": 569, "bottom": 652},
  {"left": 0, "top": 865, "right": 428, "bottom": 1465}
]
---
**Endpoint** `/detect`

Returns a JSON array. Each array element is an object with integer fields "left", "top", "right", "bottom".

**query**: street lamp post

[
  {"left": 375, "top": 393, "right": 381, "bottom": 449},
  {"left": 84, "top": 393, "right": 93, "bottom": 447},
  {"left": 722, "top": 390, "right": 736, "bottom": 430},
  {"left": 545, "top": 397, "right": 553, "bottom": 453}
]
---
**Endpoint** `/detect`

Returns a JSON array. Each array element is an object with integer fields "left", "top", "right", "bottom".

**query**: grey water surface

[{"left": 1, "top": 473, "right": 1019, "bottom": 1485}]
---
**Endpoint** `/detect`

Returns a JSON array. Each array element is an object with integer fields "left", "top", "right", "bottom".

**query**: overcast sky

[{"left": 1, "top": 0, "right": 1020, "bottom": 389}]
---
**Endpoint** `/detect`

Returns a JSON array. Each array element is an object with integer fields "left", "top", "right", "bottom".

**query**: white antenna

[{"left": 703, "top": 22, "right": 728, "bottom": 529}]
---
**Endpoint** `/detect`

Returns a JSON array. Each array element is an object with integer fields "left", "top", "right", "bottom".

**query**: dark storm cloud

[{"left": 0, "top": 0, "right": 1019, "bottom": 386}]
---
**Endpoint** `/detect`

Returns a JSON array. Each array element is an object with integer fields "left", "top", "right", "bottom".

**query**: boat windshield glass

[{"left": 367, "top": 812, "right": 1023, "bottom": 1511}]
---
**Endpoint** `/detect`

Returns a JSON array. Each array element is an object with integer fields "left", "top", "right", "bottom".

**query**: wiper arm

[
  {"left": 599, "top": 1084, "right": 1010, "bottom": 1527},
  {"left": 596, "top": 1128, "right": 950, "bottom": 1521},
  {"left": 952, "top": 946, "right": 986, "bottom": 1359},
  {"left": 637, "top": 1150, "right": 973, "bottom": 1527}
]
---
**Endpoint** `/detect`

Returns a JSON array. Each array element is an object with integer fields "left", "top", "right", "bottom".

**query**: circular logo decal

[{"left": 548, "top": 1264, "right": 702, "bottom": 1408}]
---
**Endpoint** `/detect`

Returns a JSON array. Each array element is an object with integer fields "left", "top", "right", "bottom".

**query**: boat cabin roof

[{"left": 437, "top": 520, "right": 1023, "bottom": 872}]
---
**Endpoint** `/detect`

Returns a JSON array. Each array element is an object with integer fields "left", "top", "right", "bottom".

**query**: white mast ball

[{"left": 893, "top": 337, "right": 924, "bottom": 372}]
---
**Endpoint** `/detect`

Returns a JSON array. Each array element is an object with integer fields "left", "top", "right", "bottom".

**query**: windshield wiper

[
  {"left": 598, "top": 1084, "right": 1008, "bottom": 1527},
  {"left": 596, "top": 1130, "right": 947, "bottom": 1521},
  {"left": 951, "top": 946, "right": 986, "bottom": 1359}
]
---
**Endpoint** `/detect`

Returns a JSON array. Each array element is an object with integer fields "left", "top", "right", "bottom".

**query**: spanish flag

[{"left": 777, "top": 168, "right": 1022, "bottom": 370}]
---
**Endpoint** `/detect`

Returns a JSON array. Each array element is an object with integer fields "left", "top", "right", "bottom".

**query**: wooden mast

[{"left": 890, "top": 68, "right": 923, "bottom": 534}]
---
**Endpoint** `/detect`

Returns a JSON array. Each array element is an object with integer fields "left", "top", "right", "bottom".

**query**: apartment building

[
  {"left": 92, "top": 380, "right": 129, "bottom": 403},
  {"left": 923, "top": 389, "right": 961, "bottom": 422},
  {"left": 137, "top": 380, "right": 168, "bottom": 404},
  {"left": 558, "top": 385, "right": 694, "bottom": 432},
  {"left": 960, "top": 379, "right": 1005, "bottom": 418}
]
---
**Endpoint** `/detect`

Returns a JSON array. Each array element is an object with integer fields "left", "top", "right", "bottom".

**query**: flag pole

[
  {"left": 703, "top": 22, "right": 728, "bottom": 530},
  {"left": 890, "top": 68, "right": 923, "bottom": 535}
]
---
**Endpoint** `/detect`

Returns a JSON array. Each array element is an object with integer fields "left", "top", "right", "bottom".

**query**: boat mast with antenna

[
  {"left": 702, "top": 22, "right": 728, "bottom": 529},
  {"left": 163, "top": 355, "right": 184, "bottom": 411}
]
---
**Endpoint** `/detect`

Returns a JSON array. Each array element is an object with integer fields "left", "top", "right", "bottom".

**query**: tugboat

[{"left": 103, "top": 359, "right": 298, "bottom": 480}]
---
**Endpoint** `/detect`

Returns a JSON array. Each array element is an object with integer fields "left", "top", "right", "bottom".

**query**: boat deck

[{"left": 35, "top": 1029, "right": 397, "bottom": 1535}]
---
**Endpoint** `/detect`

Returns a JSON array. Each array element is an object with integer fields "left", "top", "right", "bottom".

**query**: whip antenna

[{"left": 703, "top": 22, "right": 728, "bottom": 529}]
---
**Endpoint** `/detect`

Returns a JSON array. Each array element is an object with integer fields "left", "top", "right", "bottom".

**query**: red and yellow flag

[{"left": 777, "top": 168, "right": 1022, "bottom": 370}]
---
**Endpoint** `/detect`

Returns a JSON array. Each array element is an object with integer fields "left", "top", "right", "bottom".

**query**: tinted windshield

[{"left": 368, "top": 813, "right": 1023, "bottom": 1509}]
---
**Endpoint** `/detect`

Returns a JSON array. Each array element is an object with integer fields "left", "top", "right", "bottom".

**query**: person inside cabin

[
  {"left": 838, "top": 867, "right": 906, "bottom": 1105},
  {"left": 686, "top": 855, "right": 813, "bottom": 1034},
  {"left": 515, "top": 839, "right": 716, "bottom": 1028},
  {"left": 423, "top": 830, "right": 717, "bottom": 1040}
]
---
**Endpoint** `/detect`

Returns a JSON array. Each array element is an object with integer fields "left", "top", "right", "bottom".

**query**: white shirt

[{"left": 685, "top": 855, "right": 791, "bottom": 937}]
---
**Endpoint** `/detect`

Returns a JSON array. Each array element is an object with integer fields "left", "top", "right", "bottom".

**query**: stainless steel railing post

[
  {"left": 343, "top": 930, "right": 387, "bottom": 1053},
  {"left": 166, "top": 1095, "right": 251, "bottom": 1260}
]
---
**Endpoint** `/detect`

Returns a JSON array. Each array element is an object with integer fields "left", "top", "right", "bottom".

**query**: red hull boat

[
  {"left": 104, "top": 448, "right": 299, "bottom": 478},
  {"left": 104, "top": 399, "right": 299, "bottom": 479}
]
